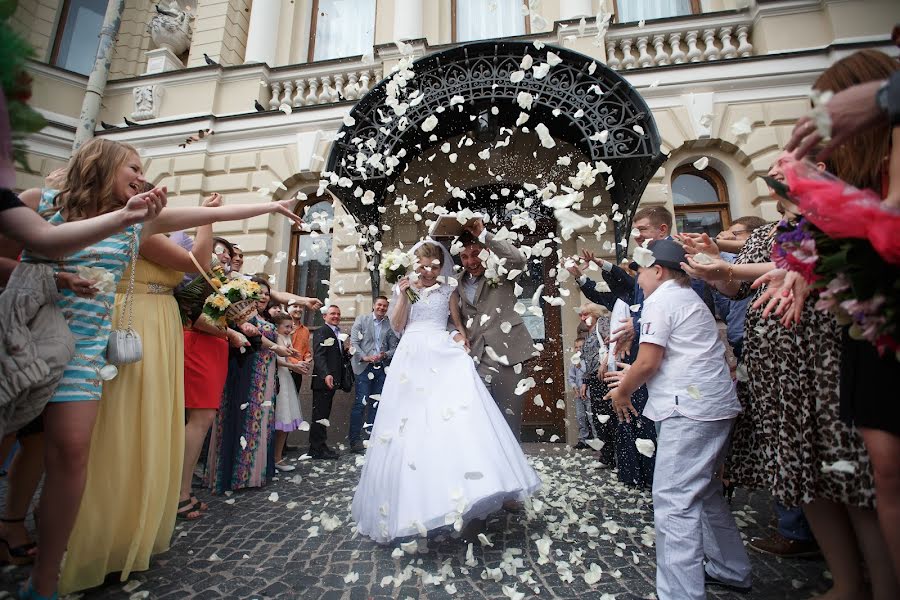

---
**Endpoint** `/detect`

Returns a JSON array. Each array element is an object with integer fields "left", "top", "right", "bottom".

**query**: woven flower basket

[{"left": 226, "top": 299, "right": 258, "bottom": 325}]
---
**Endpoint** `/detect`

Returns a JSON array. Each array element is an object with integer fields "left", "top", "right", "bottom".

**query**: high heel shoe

[{"left": 17, "top": 579, "right": 58, "bottom": 600}]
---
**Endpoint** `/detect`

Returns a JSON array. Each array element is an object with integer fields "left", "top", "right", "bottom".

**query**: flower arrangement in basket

[
  {"left": 203, "top": 278, "right": 263, "bottom": 326},
  {"left": 768, "top": 163, "right": 899, "bottom": 360},
  {"left": 379, "top": 248, "right": 418, "bottom": 303}
]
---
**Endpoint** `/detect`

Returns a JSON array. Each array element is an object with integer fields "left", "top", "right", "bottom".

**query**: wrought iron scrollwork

[{"left": 326, "top": 40, "right": 667, "bottom": 282}]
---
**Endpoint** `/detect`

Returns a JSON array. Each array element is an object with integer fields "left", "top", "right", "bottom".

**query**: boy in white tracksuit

[{"left": 605, "top": 239, "right": 751, "bottom": 600}]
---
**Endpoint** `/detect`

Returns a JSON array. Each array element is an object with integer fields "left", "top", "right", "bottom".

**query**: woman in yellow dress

[{"left": 57, "top": 195, "right": 219, "bottom": 593}]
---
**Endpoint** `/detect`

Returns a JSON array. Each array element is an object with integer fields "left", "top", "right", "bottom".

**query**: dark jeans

[
  {"left": 310, "top": 388, "right": 335, "bottom": 452},
  {"left": 776, "top": 502, "right": 814, "bottom": 542},
  {"left": 587, "top": 376, "right": 616, "bottom": 465},
  {"left": 349, "top": 363, "right": 386, "bottom": 444}
]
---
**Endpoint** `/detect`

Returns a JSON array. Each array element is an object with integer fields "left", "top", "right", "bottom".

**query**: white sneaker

[{"left": 274, "top": 461, "right": 296, "bottom": 472}]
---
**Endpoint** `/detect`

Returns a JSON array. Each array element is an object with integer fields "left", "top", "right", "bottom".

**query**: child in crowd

[
  {"left": 566, "top": 337, "right": 592, "bottom": 449},
  {"left": 272, "top": 314, "right": 308, "bottom": 472},
  {"left": 605, "top": 239, "right": 751, "bottom": 600}
]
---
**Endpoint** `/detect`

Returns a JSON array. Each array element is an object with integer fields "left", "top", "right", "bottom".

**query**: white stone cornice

[
  {"left": 751, "top": 0, "right": 824, "bottom": 23},
  {"left": 25, "top": 60, "right": 88, "bottom": 86},
  {"left": 105, "top": 62, "right": 268, "bottom": 92},
  {"left": 23, "top": 122, "right": 76, "bottom": 160},
  {"left": 99, "top": 107, "right": 346, "bottom": 158}
]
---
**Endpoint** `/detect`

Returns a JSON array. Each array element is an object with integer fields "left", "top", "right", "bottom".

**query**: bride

[{"left": 351, "top": 240, "right": 541, "bottom": 544}]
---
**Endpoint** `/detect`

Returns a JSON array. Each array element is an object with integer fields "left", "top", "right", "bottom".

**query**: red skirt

[{"left": 184, "top": 329, "right": 228, "bottom": 410}]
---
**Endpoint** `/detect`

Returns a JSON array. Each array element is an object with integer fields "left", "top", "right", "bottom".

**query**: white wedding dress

[{"left": 351, "top": 282, "right": 542, "bottom": 543}]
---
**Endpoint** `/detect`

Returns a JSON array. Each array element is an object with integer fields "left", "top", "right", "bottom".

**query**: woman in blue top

[{"left": 12, "top": 138, "right": 305, "bottom": 600}]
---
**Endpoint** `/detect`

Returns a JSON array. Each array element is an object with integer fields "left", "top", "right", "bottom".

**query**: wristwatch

[{"left": 877, "top": 72, "right": 900, "bottom": 127}]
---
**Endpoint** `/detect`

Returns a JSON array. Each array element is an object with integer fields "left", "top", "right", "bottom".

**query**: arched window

[
  {"left": 287, "top": 200, "right": 333, "bottom": 327},
  {"left": 671, "top": 164, "right": 731, "bottom": 237},
  {"left": 308, "top": 0, "right": 376, "bottom": 62},
  {"left": 453, "top": 0, "right": 528, "bottom": 43}
]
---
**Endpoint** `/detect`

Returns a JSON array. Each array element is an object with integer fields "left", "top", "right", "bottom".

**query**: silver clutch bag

[
  {"left": 106, "top": 228, "right": 143, "bottom": 366},
  {"left": 107, "top": 328, "right": 143, "bottom": 365}
]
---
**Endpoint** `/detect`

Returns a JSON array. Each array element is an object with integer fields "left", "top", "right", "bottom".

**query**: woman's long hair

[
  {"left": 48, "top": 138, "right": 140, "bottom": 221},
  {"left": 813, "top": 50, "right": 900, "bottom": 192}
]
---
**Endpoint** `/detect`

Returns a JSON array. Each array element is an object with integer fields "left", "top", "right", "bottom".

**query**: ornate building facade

[{"left": 13, "top": 0, "right": 900, "bottom": 440}]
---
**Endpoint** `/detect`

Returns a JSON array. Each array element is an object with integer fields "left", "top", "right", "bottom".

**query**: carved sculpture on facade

[
  {"left": 147, "top": 1, "right": 195, "bottom": 56},
  {"left": 131, "top": 85, "right": 164, "bottom": 121}
]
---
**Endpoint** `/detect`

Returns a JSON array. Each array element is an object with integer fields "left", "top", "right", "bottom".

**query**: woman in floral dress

[{"left": 207, "top": 278, "right": 296, "bottom": 493}]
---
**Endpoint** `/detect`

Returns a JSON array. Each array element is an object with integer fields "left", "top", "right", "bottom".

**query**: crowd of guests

[
  {"left": 563, "top": 48, "right": 900, "bottom": 599},
  {"left": 0, "top": 134, "right": 353, "bottom": 598}
]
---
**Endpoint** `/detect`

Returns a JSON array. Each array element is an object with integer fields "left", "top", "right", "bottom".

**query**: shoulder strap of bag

[
  {"left": 117, "top": 228, "right": 139, "bottom": 331},
  {"left": 188, "top": 251, "right": 219, "bottom": 289}
]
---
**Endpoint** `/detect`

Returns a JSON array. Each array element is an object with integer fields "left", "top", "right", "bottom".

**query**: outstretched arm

[
  {"left": 142, "top": 187, "right": 304, "bottom": 237},
  {"left": 140, "top": 193, "right": 222, "bottom": 273},
  {"left": 0, "top": 188, "right": 165, "bottom": 259},
  {"left": 270, "top": 290, "right": 323, "bottom": 312}
]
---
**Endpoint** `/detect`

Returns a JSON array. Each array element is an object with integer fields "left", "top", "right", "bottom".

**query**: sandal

[
  {"left": 0, "top": 516, "right": 37, "bottom": 566},
  {"left": 190, "top": 496, "right": 209, "bottom": 512},
  {"left": 176, "top": 498, "right": 203, "bottom": 521}
]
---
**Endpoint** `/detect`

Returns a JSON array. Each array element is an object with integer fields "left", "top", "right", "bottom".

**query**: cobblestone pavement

[{"left": 1, "top": 445, "right": 829, "bottom": 600}]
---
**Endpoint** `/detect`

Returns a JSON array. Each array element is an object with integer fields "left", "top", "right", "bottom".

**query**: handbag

[
  {"left": 340, "top": 354, "right": 354, "bottom": 392},
  {"left": 106, "top": 228, "right": 143, "bottom": 365}
]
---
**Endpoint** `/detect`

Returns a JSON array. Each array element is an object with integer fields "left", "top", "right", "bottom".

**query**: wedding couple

[{"left": 351, "top": 219, "right": 542, "bottom": 543}]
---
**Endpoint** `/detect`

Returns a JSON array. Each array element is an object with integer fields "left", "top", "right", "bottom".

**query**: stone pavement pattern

[{"left": 1, "top": 446, "right": 829, "bottom": 600}]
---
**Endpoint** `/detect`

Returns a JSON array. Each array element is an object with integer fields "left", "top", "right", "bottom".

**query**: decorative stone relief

[
  {"left": 131, "top": 85, "right": 164, "bottom": 121},
  {"left": 148, "top": 1, "right": 194, "bottom": 56}
]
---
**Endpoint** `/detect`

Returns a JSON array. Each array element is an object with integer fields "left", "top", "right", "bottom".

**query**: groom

[{"left": 454, "top": 218, "right": 536, "bottom": 440}]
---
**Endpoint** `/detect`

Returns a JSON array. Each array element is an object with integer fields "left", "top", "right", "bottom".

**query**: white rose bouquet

[{"left": 380, "top": 248, "right": 418, "bottom": 303}]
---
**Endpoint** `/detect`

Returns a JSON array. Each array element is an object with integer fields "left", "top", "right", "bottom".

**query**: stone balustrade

[
  {"left": 604, "top": 16, "right": 753, "bottom": 70},
  {"left": 266, "top": 63, "right": 384, "bottom": 110}
]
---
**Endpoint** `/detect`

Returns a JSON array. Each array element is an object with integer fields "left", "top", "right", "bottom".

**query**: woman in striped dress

[{"left": 13, "top": 138, "right": 307, "bottom": 600}]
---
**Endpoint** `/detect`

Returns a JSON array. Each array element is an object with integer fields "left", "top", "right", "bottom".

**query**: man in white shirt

[{"left": 605, "top": 239, "right": 751, "bottom": 600}]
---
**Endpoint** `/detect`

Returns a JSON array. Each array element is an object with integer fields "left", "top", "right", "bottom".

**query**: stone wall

[
  {"left": 108, "top": 0, "right": 156, "bottom": 79},
  {"left": 186, "top": 0, "right": 251, "bottom": 68},
  {"left": 11, "top": 0, "right": 61, "bottom": 62}
]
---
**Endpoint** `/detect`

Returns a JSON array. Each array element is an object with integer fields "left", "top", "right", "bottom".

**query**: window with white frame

[
  {"left": 454, "top": 0, "right": 527, "bottom": 43},
  {"left": 615, "top": 0, "right": 699, "bottom": 24},
  {"left": 308, "top": 0, "right": 376, "bottom": 62}
]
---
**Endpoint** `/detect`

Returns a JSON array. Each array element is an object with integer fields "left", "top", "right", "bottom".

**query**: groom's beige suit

[{"left": 456, "top": 231, "right": 537, "bottom": 440}]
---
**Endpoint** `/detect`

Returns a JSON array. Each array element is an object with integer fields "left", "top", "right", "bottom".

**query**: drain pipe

[{"left": 72, "top": 0, "right": 126, "bottom": 151}]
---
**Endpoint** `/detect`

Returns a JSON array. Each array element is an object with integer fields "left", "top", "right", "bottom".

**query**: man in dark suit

[{"left": 310, "top": 305, "right": 350, "bottom": 459}]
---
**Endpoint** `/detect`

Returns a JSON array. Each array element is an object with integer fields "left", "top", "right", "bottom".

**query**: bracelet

[{"left": 727, "top": 264, "right": 734, "bottom": 286}]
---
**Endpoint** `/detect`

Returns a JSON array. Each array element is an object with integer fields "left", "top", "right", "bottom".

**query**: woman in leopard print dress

[{"left": 727, "top": 222, "right": 875, "bottom": 509}]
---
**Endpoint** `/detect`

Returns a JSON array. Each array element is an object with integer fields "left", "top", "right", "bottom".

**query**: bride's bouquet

[{"left": 380, "top": 248, "right": 418, "bottom": 303}]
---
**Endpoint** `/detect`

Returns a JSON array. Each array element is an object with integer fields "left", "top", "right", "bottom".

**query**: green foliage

[{"left": 1, "top": 0, "right": 48, "bottom": 173}]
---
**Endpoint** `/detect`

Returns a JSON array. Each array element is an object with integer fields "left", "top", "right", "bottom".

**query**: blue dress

[{"left": 19, "top": 189, "right": 142, "bottom": 403}]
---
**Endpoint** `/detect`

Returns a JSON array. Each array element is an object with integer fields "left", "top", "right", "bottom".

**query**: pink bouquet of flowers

[{"left": 770, "top": 164, "right": 899, "bottom": 360}]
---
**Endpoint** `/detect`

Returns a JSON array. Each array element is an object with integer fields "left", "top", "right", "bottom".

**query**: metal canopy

[{"left": 325, "top": 40, "right": 667, "bottom": 274}]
